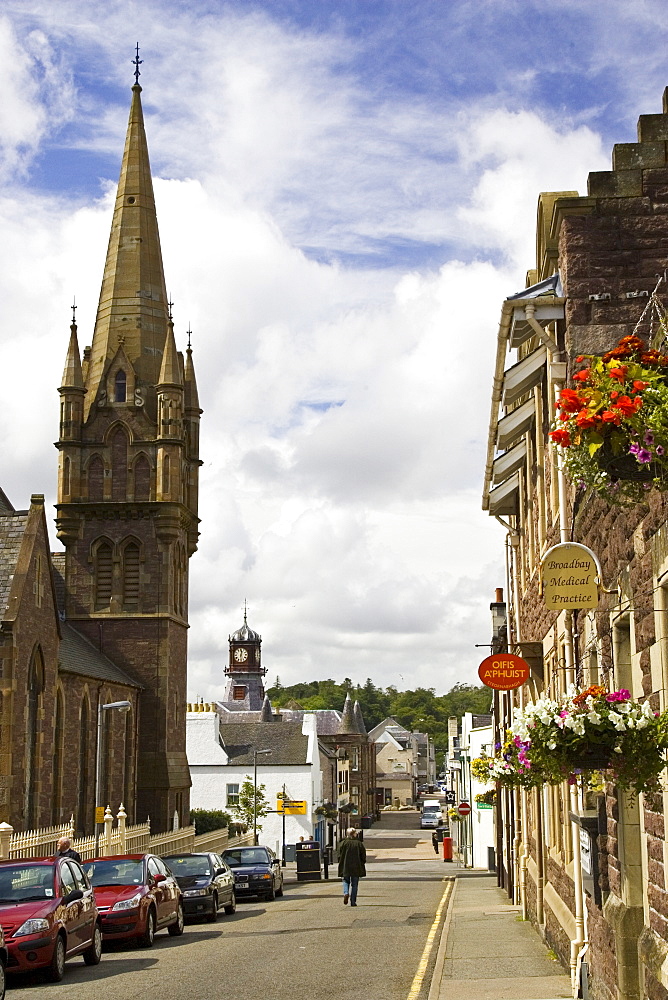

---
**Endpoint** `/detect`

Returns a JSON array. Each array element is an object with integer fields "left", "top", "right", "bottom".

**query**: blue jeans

[{"left": 342, "top": 876, "right": 359, "bottom": 903}]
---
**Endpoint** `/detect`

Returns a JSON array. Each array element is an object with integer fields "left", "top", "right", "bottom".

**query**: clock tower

[{"left": 221, "top": 607, "right": 266, "bottom": 711}]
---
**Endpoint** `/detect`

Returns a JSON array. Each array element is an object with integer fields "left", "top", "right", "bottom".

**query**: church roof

[
  {"left": 0, "top": 510, "right": 29, "bottom": 616},
  {"left": 58, "top": 623, "right": 142, "bottom": 688},
  {"left": 218, "top": 721, "right": 309, "bottom": 766},
  {"left": 279, "top": 709, "right": 342, "bottom": 735}
]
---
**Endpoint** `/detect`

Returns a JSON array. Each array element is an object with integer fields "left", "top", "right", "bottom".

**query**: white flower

[
  {"left": 587, "top": 711, "right": 602, "bottom": 725},
  {"left": 547, "top": 741, "right": 557, "bottom": 750},
  {"left": 636, "top": 717, "right": 649, "bottom": 729}
]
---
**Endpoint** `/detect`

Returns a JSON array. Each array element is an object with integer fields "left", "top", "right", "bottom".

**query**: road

[{"left": 9, "top": 811, "right": 450, "bottom": 1000}]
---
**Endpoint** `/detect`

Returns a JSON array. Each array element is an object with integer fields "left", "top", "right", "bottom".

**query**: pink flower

[{"left": 606, "top": 689, "right": 631, "bottom": 702}]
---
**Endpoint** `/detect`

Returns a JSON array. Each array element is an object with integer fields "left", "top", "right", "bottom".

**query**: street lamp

[
  {"left": 253, "top": 749, "right": 272, "bottom": 845},
  {"left": 94, "top": 700, "right": 132, "bottom": 855}
]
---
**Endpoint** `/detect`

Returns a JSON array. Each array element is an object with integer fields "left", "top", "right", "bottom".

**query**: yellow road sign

[{"left": 276, "top": 800, "right": 307, "bottom": 815}]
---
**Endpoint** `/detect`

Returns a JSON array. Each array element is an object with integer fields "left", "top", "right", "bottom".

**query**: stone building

[
  {"left": 482, "top": 88, "right": 668, "bottom": 1000},
  {"left": 0, "top": 76, "right": 200, "bottom": 833}
]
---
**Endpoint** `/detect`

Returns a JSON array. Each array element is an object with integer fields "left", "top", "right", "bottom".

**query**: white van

[{"left": 420, "top": 799, "right": 442, "bottom": 829}]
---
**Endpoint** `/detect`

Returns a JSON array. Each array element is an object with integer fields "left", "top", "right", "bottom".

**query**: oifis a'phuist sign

[
  {"left": 478, "top": 653, "right": 530, "bottom": 690},
  {"left": 541, "top": 542, "right": 600, "bottom": 610}
]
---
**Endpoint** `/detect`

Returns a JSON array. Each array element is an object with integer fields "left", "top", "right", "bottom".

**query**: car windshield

[
  {"left": 164, "top": 856, "right": 212, "bottom": 877},
  {"left": 0, "top": 864, "right": 55, "bottom": 902},
  {"left": 223, "top": 848, "right": 269, "bottom": 867},
  {"left": 84, "top": 859, "right": 144, "bottom": 886}
]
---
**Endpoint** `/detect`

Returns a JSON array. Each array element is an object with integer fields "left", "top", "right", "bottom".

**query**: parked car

[
  {"left": 83, "top": 854, "right": 183, "bottom": 946},
  {"left": 221, "top": 846, "right": 284, "bottom": 901},
  {"left": 0, "top": 856, "right": 101, "bottom": 983},
  {"left": 163, "top": 852, "right": 236, "bottom": 922}
]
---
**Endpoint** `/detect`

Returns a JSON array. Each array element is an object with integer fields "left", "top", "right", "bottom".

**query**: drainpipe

[{"left": 535, "top": 785, "right": 545, "bottom": 926}]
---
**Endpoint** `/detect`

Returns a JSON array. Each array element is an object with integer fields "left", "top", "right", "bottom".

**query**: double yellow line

[{"left": 406, "top": 877, "right": 454, "bottom": 1000}]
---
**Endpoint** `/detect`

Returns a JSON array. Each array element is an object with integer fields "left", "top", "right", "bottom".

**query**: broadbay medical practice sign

[{"left": 541, "top": 543, "right": 600, "bottom": 610}]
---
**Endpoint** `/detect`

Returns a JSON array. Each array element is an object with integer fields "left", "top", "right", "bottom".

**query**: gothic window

[
  {"left": 52, "top": 690, "right": 64, "bottom": 824},
  {"left": 162, "top": 454, "right": 171, "bottom": 497},
  {"left": 114, "top": 370, "right": 127, "bottom": 403},
  {"left": 33, "top": 554, "right": 44, "bottom": 608},
  {"left": 133, "top": 454, "right": 151, "bottom": 501},
  {"left": 63, "top": 456, "right": 71, "bottom": 497},
  {"left": 88, "top": 455, "right": 104, "bottom": 502},
  {"left": 77, "top": 696, "right": 91, "bottom": 834},
  {"left": 95, "top": 541, "right": 113, "bottom": 609},
  {"left": 24, "top": 648, "right": 44, "bottom": 828},
  {"left": 111, "top": 427, "right": 128, "bottom": 501},
  {"left": 123, "top": 542, "right": 140, "bottom": 608}
]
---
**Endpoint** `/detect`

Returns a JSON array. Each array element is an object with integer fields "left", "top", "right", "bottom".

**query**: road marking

[{"left": 406, "top": 877, "right": 454, "bottom": 1000}]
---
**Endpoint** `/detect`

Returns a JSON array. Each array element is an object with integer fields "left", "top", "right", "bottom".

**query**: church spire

[
  {"left": 84, "top": 75, "right": 169, "bottom": 418},
  {"left": 60, "top": 315, "right": 84, "bottom": 390},
  {"left": 157, "top": 317, "right": 182, "bottom": 386}
]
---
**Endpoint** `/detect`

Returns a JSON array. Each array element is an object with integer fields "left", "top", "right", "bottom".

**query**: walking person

[
  {"left": 337, "top": 827, "right": 366, "bottom": 907},
  {"left": 431, "top": 830, "right": 440, "bottom": 855},
  {"left": 56, "top": 837, "right": 82, "bottom": 864}
]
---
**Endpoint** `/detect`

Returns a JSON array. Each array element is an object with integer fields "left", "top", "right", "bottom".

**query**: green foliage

[
  {"left": 265, "top": 677, "right": 492, "bottom": 744},
  {"left": 190, "top": 809, "right": 231, "bottom": 835},
  {"left": 233, "top": 777, "right": 271, "bottom": 832}
]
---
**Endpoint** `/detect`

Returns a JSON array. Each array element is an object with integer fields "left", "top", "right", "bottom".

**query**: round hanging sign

[{"left": 478, "top": 653, "right": 530, "bottom": 691}]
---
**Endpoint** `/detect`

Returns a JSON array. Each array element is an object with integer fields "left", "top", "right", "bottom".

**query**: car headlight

[
  {"left": 14, "top": 918, "right": 50, "bottom": 937},
  {"left": 260, "top": 874, "right": 271, "bottom": 880},
  {"left": 183, "top": 888, "right": 209, "bottom": 897},
  {"left": 112, "top": 894, "right": 143, "bottom": 911}
]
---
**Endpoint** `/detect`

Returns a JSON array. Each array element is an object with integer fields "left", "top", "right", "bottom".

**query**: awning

[
  {"left": 488, "top": 471, "right": 520, "bottom": 517},
  {"left": 492, "top": 440, "right": 527, "bottom": 485},
  {"left": 502, "top": 346, "right": 547, "bottom": 407},
  {"left": 496, "top": 398, "right": 535, "bottom": 451}
]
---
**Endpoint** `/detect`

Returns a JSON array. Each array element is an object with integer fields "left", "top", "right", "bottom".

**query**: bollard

[{"left": 442, "top": 836, "right": 453, "bottom": 862}]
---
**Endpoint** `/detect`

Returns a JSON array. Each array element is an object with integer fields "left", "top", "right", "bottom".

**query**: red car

[
  {"left": 0, "top": 856, "right": 101, "bottom": 982},
  {"left": 83, "top": 854, "right": 184, "bottom": 946}
]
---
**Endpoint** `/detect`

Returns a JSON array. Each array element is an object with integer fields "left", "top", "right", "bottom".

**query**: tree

[{"left": 233, "top": 777, "right": 271, "bottom": 834}]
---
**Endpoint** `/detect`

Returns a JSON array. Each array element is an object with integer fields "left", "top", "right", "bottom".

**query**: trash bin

[
  {"left": 442, "top": 836, "right": 453, "bottom": 862},
  {"left": 361, "top": 815, "right": 372, "bottom": 829},
  {"left": 296, "top": 842, "right": 322, "bottom": 881},
  {"left": 487, "top": 846, "right": 496, "bottom": 872}
]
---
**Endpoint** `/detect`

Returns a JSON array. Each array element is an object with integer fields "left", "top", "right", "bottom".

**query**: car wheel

[
  {"left": 83, "top": 923, "right": 102, "bottom": 965},
  {"left": 168, "top": 902, "right": 185, "bottom": 936},
  {"left": 265, "top": 885, "right": 275, "bottom": 901},
  {"left": 138, "top": 907, "right": 156, "bottom": 948},
  {"left": 0, "top": 957, "right": 5, "bottom": 1000},
  {"left": 275, "top": 880, "right": 284, "bottom": 897},
  {"left": 46, "top": 934, "right": 66, "bottom": 982},
  {"left": 224, "top": 891, "right": 236, "bottom": 915},
  {"left": 206, "top": 893, "right": 218, "bottom": 923}
]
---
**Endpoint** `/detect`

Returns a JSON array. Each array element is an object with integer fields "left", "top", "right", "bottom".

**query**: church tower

[{"left": 55, "top": 72, "right": 202, "bottom": 830}]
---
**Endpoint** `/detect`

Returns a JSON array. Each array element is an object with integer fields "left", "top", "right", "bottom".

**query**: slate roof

[
  {"left": 0, "top": 510, "right": 29, "bottom": 616},
  {"left": 279, "top": 709, "right": 342, "bottom": 735},
  {"left": 59, "top": 623, "right": 142, "bottom": 688},
  {"left": 218, "top": 721, "right": 309, "bottom": 766}
]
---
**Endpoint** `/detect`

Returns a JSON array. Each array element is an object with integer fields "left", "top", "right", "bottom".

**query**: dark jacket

[
  {"left": 57, "top": 848, "right": 82, "bottom": 864},
  {"left": 337, "top": 836, "right": 366, "bottom": 878}
]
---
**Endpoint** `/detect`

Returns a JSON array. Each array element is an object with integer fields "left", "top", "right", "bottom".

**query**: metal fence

[{"left": 0, "top": 804, "right": 249, "bottom": 861}]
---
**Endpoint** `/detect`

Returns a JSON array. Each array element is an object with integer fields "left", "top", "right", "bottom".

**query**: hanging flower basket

[
  {"left": 550, "top": 333, "right": 668, "bottom": 503},
  {"left": 510, "top": 685, "right": 668, "bottom": 795}
]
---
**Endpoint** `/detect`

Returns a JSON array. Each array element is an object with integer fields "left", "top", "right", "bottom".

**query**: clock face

[{"left": 233, "top": 648, "right": 248, "bottom": 663}]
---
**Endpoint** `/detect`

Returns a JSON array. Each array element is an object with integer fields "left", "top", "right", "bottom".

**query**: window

[
  {"left": 162, "top": 454, "right": 171, "bottom": 497},
  {"left": 123, "top": 542, "right": 140, "bottom": 608},
  {"left": 88, "top": 455, "right": 104, "bottom": 502},
  {"left": 226, "top": 784, "right": 240, "bottom": 807},
  {"left": 351, "top": 747, "right": 360, "bottom": 771},
  {"left": 134, "top": 454, "right": 151, "bottom": 501},
  {"left": 68, "top": 862, "right": 88, "bottom": 892},
  {"left": 63, "top": 456, "right": 71, "bottom": 497},
  {"left": 232, "top": 686, "right": 246, "bottom": 701},
  {"left": 24, "top": 649, "right": 44, "bottom": 828},
  {"left": 95, "top": 542, "right": 113, "bottom": 609},
  {"left": 114, "top": 370, "right": 127, "bottom": 403},
  {"left": 111, "top": 428, "right": 128, "bottom": 501},
  {"left": 59, "top": 863, "right": 76, "bottom": 895},
  {"left": 34, "top": 554, "right": 44, "bottom": 608}
]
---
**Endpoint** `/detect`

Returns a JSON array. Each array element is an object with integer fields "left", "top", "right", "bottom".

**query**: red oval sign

[
  {"left": 478, "top": 653, "right": 530, "bottom": 691},
  {"left": 458, "top": 801, "right": 471, "bottom": 816}
]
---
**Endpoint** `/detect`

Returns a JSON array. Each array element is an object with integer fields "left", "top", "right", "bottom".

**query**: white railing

[{"left": 0, "top": 806, "right": 233, "bottom": 861}]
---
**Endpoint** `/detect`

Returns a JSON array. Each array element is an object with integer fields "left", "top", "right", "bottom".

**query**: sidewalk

[{"left": 431, "top": 870, "right": 572, "bottom": 1000}]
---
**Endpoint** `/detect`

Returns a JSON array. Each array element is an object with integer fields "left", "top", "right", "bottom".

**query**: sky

[{"left": 0, "top": 0, "right": 665, "bottom": 701}]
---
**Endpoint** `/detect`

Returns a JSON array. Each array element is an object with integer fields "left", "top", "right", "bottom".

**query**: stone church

[{"left": 0, "top": 78, "right": 201, "bottom": 834}]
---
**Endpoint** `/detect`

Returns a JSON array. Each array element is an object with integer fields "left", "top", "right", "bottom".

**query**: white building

[
  {"left": 449, "top": 712, "right": 495, "bottom": 870},
  {"left": 186, "top": 706, "right": 324, "bottom": 857}
]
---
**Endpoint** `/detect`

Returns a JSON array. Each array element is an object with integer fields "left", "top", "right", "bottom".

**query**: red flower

[
  {"left": 575, "top": 411, "right": 599, "bottom": 430},
  {"left": 558, "top": 388, "right": 583, "bottom": 413},
  {"left": 617, "top": 335, "right": 646, "bottom": 351},
  {"left": 601, "top": 410, "right": 622, "bottom": 424},
  {"left": 602, "top": 347, "right": 632, "bottom": 363},
  {"left": 550, "top": 429, "right": 572, "bottom": 446},
  {"left": 633, "top": 380, "right": 649, "bottom": 391},
  {"left": 608, "top": 366, "right": 628, "bottom": 382},
  {"left": 573, "top": 369, "right": 591, "bottom": 382},
  {"left": 614, "top": 395, "right": 637, "bottom": 416}
]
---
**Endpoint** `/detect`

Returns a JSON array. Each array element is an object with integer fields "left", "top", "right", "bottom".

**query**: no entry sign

[
  {"left": 458, "top": 801, "right": 471, "bottom": 817},
  {"left": 478, "top": 653, "right": 530, "bottom": 690}
]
